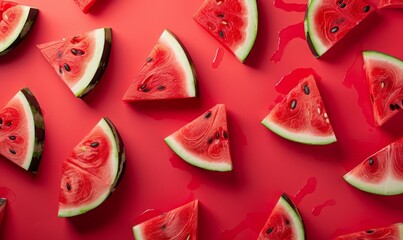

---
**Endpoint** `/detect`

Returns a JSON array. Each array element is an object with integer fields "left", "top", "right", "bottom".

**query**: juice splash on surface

[
  {"left": 219, "top": 211, "right": 267, "bottom": 240},
  {"left": 312, "top": 199, "right": 336, "bottom": 216},
  {"left": 275, "top": 68, "right": 320, "bottom": 94},
  {"left": 273, "top": 0, "right": 307, "bottom": 12},
  {"left": 212, "top": 47, "right": 224, "bottom": 69},
  {"left": 169, "top": 154, "right": 202, "bottom": 190},
  {"left": 293, "top": 177, "right": 318, "bottom": 206},
  {"left": 270, "top": 22, "right": 305, "bottom": 63}
]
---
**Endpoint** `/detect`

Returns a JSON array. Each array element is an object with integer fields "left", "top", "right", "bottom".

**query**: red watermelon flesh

[
  {"left": 193, "top": 0, "right": 258, "bottom": 62},
  {"left": 261, "top": 75, "right": 336, "bottom": 145},
  {"left": 334, "top": 223, "right": 403, "bottom": 239},
  {"left": 132, "top": 200, "right": 198, "bottom": 240},
  {"left": 258, "top": 194, "right": 305, "bottom": 240},
  {"left": 378, "top": 0, "right": 403, "bottom": 8},
  {"left": 0, "top": 198, "right": 6, "bottom": 226},
  {"left": 363, "top": 51, "right": 403, "bottom": 126},
  {"left": 343, "top": 137, "right": 403, "bottom": 195},
  {"left": 305, "top": 0, "right": 374, "bottom": 57},
  {"left": 74, "top": 0, "right": 98, "bottom": 13},
  {"left": 123, "top": 29, "right": 197, "bottom": 102},
  {"left": 165, "top": 104, "right": 232, "bottom": 172}
]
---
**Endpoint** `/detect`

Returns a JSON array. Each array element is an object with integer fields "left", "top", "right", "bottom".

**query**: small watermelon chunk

[
  {"left": 165, "top": 104, "right": 232, "bottom": 172},
  {"left": 343, "top": 137, "right": 403, "bottom": 195},
  {"left": 74, "top": 0, "right": 99, "bottom": 13},
  {"left": 58, "top": 117, "right": 125, "bottom": 217},
  {"left": 193, "top": 0, "right": 258, "bottom": 63},
  {"left": 258, "top": 193, "right": 305, "bottom": 240},
  {"left": 37, "top": 28, "right": 112, "bottom": 98},
  {"left": 132, "top": 200, "right": 198, "bottom": 240},
  {"left": 0, "top": 198, "right": 6, "bottom": 226},
  {"left": 261, "top": 75, "right": 336, "bottom": 145},
  {"left": 123, "top": 29, "right": 197, "bottom": 102},
  {"left": 334, "top": 223, "right": 403, "bottom": 239},
  {"left": 378, "top": 0, "right": 403, "bottom": 8},
  {"left": 0, "top": 88, "right": 45, "bottom": 172},
  {"left": 0, "top": 1, "right": 38, "bottom": 56},
  {"left": 304, "top": 0, "right": 374, "bottom": 57},
  {"left": 363, "top": 51, "right": 403, "bottom": 126}
]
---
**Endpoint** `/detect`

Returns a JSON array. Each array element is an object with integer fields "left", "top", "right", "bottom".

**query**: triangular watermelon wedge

[
  {"left": 378, "top": 0, "right": 403, "bottom": 8},
  {"left": 343, "top": 137, "right": 403, "bottom": 196},
  {"left": 333, "top": 223, "right": 403, "bottom": 239},
  {"left": 261, "top": 75, "right": 337, "bottom": 145},
  {"left": 73, "top": 0, "right": 99, "bottom": 13},
  {"left": 165, "top": 104, "right": 232, "bottom": 172},
  {"left": 363, "top": 51, "right": 403, "bottom": 126},
  {"left": 133, "top": 200, "right": 198, "bottom": 240},
  {"left": 123, "top": 29, "right": 197, "bottom": 102},
  {"left": 0, "top": 88, "right": 45, "bottom": 173},
  {"left": 37, "top": 28, "right": 112, "bottom": 98},
  {"left": 0, "top": 198, "right": 6, "bottom": 226},
  {"left": 258, "top": 193, "right": 305, "bottom": 240},
  {"left": 304, "top": 0, "right": 374, "bottom": 57},
  {"left": 193, "top": 0, "right": 258, "bottom": 63}
]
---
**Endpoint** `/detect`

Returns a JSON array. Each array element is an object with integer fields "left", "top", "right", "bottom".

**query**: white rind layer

[
  {"left": 165, "top": 135, "right": 232, "bottom": 172},
  {"left": 344, "top": 173, "right": 403, "bottom": 195},
  {"left": 71, "top": 28, "right": 107, "bottom": 97},
  {"left": 0, "top": 6, "right": 30, "bottom": 52},
  {"left": 279, "top": 197, "right": 305, "bottom": 240},
  {"left": 132, "top": 225, "right": 145, "bottom": 240},
  {"left": 261, "top": 118, "right": 337, "bottom": 145},
  {"left": 235, "top": 0, "right": 258, "bottom": 62},
  {"left": 304, "top": 0, "right": 327, "bottom": 57},
  {"left": 363, "top": 51, "right": 403, "bottom": 70},
  {"left": 159, "top": 29, "right": 196, "bottom": 97}
]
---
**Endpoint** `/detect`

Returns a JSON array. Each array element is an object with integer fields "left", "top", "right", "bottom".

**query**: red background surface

[{"left": 0, "top": 0, "right": 402, "bottom": 239}]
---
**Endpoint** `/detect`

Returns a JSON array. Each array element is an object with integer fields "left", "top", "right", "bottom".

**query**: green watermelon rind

[
  {"left": 304, "top": 0, "right": 325, "bottom": 58},
  {"left": 261, "top": 118, "right": 337, "bottom": 145},
  {"left": 279, "top": 193, "right": 305, "bottom": 240},
  {"left": 0, "top": 5, "right": 38, "bottom": 56},
  {"left": 236, "top": 0, "right": 258, "bottom": 63}
]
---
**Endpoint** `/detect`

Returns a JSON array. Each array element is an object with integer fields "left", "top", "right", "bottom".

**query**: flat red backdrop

[{"left": 0, "top": 0, "right": 402, "bottom": 239}]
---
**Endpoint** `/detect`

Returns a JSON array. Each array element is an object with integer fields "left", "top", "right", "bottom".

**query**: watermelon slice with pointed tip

[
  {"left": 0, "top": 88, "right": 44, "bottom": 173},
  {"left": 343, "top": 137, "right": 403, "bottom": 195},
  {"left": 378, "top": 0, "right": 403, "bottom": 8},
  {"left": 74, "top": 0, "right": 99, "bottom": 13},
  {"left": 258, "top": 193, "right": 305, "bottom": 240},
  {"left": 0, "top": 1, "right": 38, "bottom": 56},
  {"left": 304, "top": 0, "right": 374, "bottom": 57},
  {"left": 133, "top": 200, "right": 198, "bottom": 240},
  {"left": 0, "top": 198, "right": 6, "bottom": 226},
  {"left": 334, "top": 223, "right": 403, "bottom": 240},
  {"left": 37, "top": 28, "right": 112, "bottom": 98},
  {"left": 165, "top": 104, "right": 232, "bottom": 172},
  {"left": 363, "top": 51, "right": 403, "bottom": 126},
  {"left": 123, "top": 29, "right": 197, "bottom": 102},
  {"left": 58, "top": 117, "right": 125, "bottom": 217},
  {"left": 193, "top": 0, "right": 258, "bottom": 63},
  {"left": 261, "top": 75, "right": 337, "bottom": 145}
]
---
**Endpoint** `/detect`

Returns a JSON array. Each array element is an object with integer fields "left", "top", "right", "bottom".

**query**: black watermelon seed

[
  {"left": 290, "top": 99, "right": 297, "bottom": 109},
  {"left": 161, "top": 224, "right": 166, "bottom": 230},
  {"left": 366, "top": 229, "right": 375, "bottom": 234},
  {"left": 368, "top": 158, "right": 374, "bottom": 165},
  {"left": 395, "top": 104, "right": 401, "bottom": 110},
  {"left": 9, "top": 149, "right": 16, "bottom": 154},
  {"left": 331, "top": 27, "right": 339, "bottom": 33},
  {"left": 336, "top": 0, "right": 343, "bottom": 4},
  {"left": 71, "top": 48, "right": 78, "bottom": 55},
  {"left": 9, "top": 136, "right": 16, "bottom": 140},
  {"left": 139, "top": 84, "right": 147, "bottom": 90},
  {"left": 340, "top": 2, "right": 346, "bottom": 8},
  {"left": 215, "top": 132, "right": 220, "bottom": 139},
  {"left": 90, "top": 142, "right": 99, "bottom": 148},
  {"left": 223, "top": 131, "right": 228, "bottom": 139},
  {"left": 157, "top": 86, "right": 166, "bottom": 91},
  {"left": 66, "top": 183, "right": 72, "bottom": 191},
  {"left": 59, "top": 66, "right": 63, "bottom": 74},
  {"left": 390, "top": 104, "right": 396, "bottom": 111},
  {"left": 143, "top": 88, "right": 150, "bottom": 92},
  {"left": 303, "top": 84, "right": 310, "bottom": 95},
  {"left": 205, "top": 111, "right": 212, "bottom": 119},
  {"left": 285, "top": 219, "right": 290, "bottom": 225},
  {"left": 363, "top": 5, "right": 371, "bottom": 12},
  {"left": 0, "top": 118, "right": 2, "bottom": 124},
  {"left": 208, "top": 137, "right": 213, "bottom": 144},
  {"left": 219, "top": 30, "right": 225, "bottom": 38},
  {"left": 266, "top": 227, "right": 274, "bottom": 234},
  {"left": 6, "top": 121, "right": 11, "bottom": 126},
  {"left": 64, "top": 63, "right": 71, "bottom": 72},
  {"left": 218, "top": 13, "right": 225, "bottom": 18},
  {"left": 146, "top": 57, "right": 153, "bottom": 62},
  {"left": 71, "top": 49, "right": 85, "bottom": 55}
]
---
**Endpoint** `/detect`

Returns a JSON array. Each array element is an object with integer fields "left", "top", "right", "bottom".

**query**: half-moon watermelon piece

[
  {"left": 343, "top": 137, "right": 403, "bottom": 195},
  {"left": 37, "top": 28, "right": 112, "bottom": 98},
  {"left": 363, "top": 51, "right": 403, "bottom": 126},
  {"left": 193, "top": 0, "right": 258, "bottom": 63},
  {"left": 73, "top": 0, "right": 99, "bottom": 13},
  {"left": 0, "top": 88, "right": 45, "bottom": 173},
  {"left": 304, "top": 0, "right": 374, "bottom": 57},
  {"left": 261, "top": 75, "right": 337, "bottom": 145},
  {"left": 258, "top": 193, "right": 305, "bottom": 240},
  {"left": 334, "top": 223, "right": 403, "bottom": 240},
  {"left": 165, "top": 104, "right": 232, "bottom": 172},
  {"left": 122, "top": 29, "right": 197, "bottom": 102},
  {"left": 378, "top": 0, "right": 403, "bottom": 8},
  {"left": 0, "top": 198, "right": 6, "bottom": 226},
  {"left": 58, "top": 117, "right": 125, "bottom": 217},
  {"left": 132, "top": 200, "right": 198, "bottom": 240},
  {"left": 0, "top": 1, "right": 38, "bottom": 56}
]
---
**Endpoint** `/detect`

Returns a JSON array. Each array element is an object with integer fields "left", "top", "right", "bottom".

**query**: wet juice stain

[
  {"left": 169, "top": 154, "right": 202, "bottom": 190},
  {"left": 270, "top": 22, "right": 306, "bottom": 63},
  {"left": 212, "top": 47, "right": 224, "bottom": 69},
  {"left": 273, "top": 0, "right": 307, "bottom": 12},
  {"left": 220, "top": 211, "right": 267, "bottom": 240},
  {"left": 312, "top": 199, "right": 336, "bottom": 216},
  {"left": 275, "top": 68, "right": 320, "bottom": 94},
  {"left": 293, "top": 177, "right": 317, "bottom": 206}
]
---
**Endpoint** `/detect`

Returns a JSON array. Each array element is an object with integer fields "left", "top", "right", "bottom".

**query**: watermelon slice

[
  {"left": 0, "top": 88, "right": 44, "bottom": 172},
  {"left": 363, "top": 51, "right": 403, "bottom": 126},
  {"left": 258, "top": 193, "right": 305, "bottom": 240},
  {"left": 261, "top": 75, "right": 337, "bottom": 145},
  {"left": 74, "top": 0, "right": 99, "bottom": 13},
  {"left": 0, "top": 198, "right": 6, "bottom": 226},
  {"left": 132, "top": 200, "right": 198, "bottom": 240},
  {"left": 304, "top": 0, "right": 374, "bottom": 57},
  {"left": 165, "top": 104, "right": 232, "bottom": 172},
  {"left": 37, "top": 28, "right": 112, "bottom": 98},
  {"left": 343, "top": 137, "right": 403, "bottom": 195},
  {"left": 193, "top": 0, "right": 258, "bottom": 63},
  {"left": 334, "top": 223, "right": 403, "bottom": 239},
  {"left": 123, "top": 29, "right": 197, "bottom": 102},
  {"left": 0, "top": 1, "right": 38, "bottom": 56},
  {"left": 58, "top": 117, "right": 125, "bottom": 217},
  {"left": 378, "top": 0, "right": 403, "bottom": 8}
]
